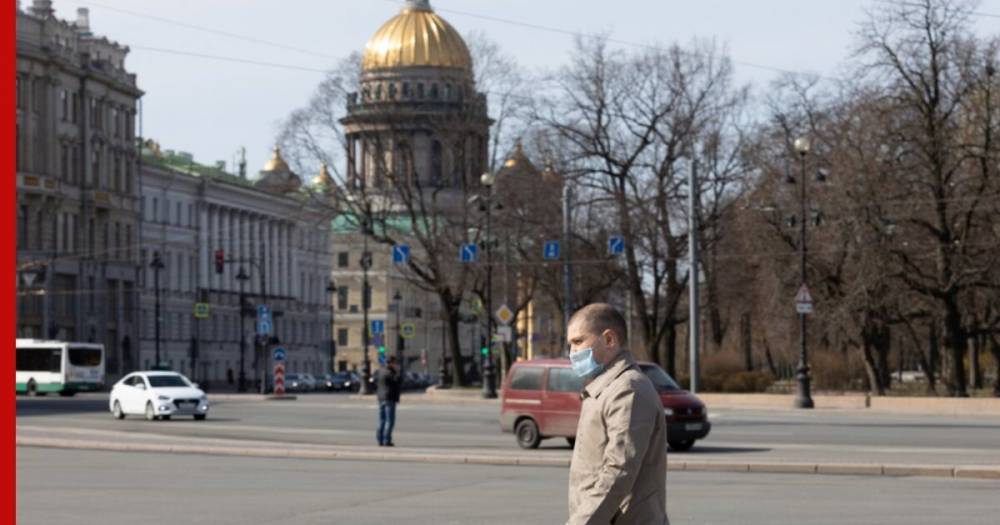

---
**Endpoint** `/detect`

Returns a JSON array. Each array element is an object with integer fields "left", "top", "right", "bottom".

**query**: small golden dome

[
  {"left": 502, "top": 141, "right": 536, "bottom": 171},
  {"left": 312, "top": 162, "right": 335, "bottom": 189},
  {"left": 262, "top": 146, "right": 291, "bottom": 172},
  {"left": 362, "top": 0, "right": 472, "bottom": 72}
]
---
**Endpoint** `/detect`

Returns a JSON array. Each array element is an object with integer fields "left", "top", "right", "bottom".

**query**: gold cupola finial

[
  {"left": 312, "top": 162, "right": 335, "bottom": 190},
  {"left": 262, "top": 145, "right": 291, "bottom": 172}
]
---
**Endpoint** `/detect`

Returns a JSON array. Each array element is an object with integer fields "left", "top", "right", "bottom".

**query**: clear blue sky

[{"left": 48, "top": 0, "right": 1000, "bottom": 176}]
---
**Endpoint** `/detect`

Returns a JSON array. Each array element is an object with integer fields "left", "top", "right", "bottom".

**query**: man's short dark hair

[{"left": 569, "top": 303, "right": 628, "bottom": 345}]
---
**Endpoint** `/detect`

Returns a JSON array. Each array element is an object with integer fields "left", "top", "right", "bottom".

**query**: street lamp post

[
  {"left": 792, "top": 137, "right": 816, "bottom": 409},
  {"left": 480, "top": 172, "right": 498, "bottom": 399},
  {"left": 149, "top": 252, "right": 165, "bottom": 368},
  {"left": 236, "top": 267, "right": 250, "bottom": 392},
  {"left": 326, "top": 280, "right": 337, "bottom": 373},
  {"left": 360, "top": 219, "right": 374, "bottom": 394},
  {"left": 393, "top": 289, "right": 404, "bottom": 376}
]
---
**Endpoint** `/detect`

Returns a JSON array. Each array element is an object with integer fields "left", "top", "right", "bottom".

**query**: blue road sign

[
  {"left": 273, "top": 347, "right": 286, "bottom": 363},
  {"left": 371, "top": 319, "right": 385, "bottom": 335},
  {"left": 392, "top": 244, "right": 411, "bottom": 264},
  {"left": 257, "top": 319, "right": 273, "bottom": 336},
  {"left": 460, "top": 243, "right": 479, "bottom": 263},
  {"left": 257, "top": 304, "right": 271, "bottom": 321},
  {"left": 608, "top": 235, "right": 625, "bottom": 255},
  {"left": 544, "top": 240, "right": 561, "bottom": 260}
]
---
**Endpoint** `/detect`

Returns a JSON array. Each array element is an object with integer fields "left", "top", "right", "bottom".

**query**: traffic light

[
  {"left": 378, "top": 344, "right": 386, "bottom": 364},
  {"left": 215, "top": 249, "right": 225, "bottom": 274},
  {"left": 481, "top": 345, "right": 489, "bottom": 357}
]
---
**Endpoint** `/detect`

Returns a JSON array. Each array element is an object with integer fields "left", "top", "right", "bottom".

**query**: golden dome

[
  {"left": 501, "top": 141, "right": 537, "bottom": 172},
  {"left": 262, "top": 145, "right": 291, "bottom": 172},
  {"left": 312, "top": 162, "right": 335, "bottom": 189},
  {"left": 362, "top": 0, "right": 472, "bottom": 72}
]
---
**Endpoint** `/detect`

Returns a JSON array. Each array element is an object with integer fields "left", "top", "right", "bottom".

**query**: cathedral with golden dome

[
  {"left": 330, "top": 0, "right": 565, "bottom": 378},
  {"left": 341, "top": 0, "right": 491, "bottom": 194}
]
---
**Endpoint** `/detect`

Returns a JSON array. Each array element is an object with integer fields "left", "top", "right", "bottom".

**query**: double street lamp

[
  {"left": 360, "top": 218, "right": 375, "bottom": 394},
  {"left": 790, "top": 137, "right": 819, "bottom": 409},
  {"left": 149, "top": 252, "right": 165, "bottom": 368},
  {"left": 480, "top": 172, "right": 498, "bottom": 399},
  {"left": 326, "top": 280, "right": 337, "bottom": 373},
  {"left": 236, "top": 267, "right": 250, "bottom": 392},
  {"left": 393, "top": 289, "right": 404, "bottom": 375}
]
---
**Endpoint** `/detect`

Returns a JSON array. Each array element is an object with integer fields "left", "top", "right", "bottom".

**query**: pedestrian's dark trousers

[{"left": 377, "top": 400, "right": 397, "bottom": 445}]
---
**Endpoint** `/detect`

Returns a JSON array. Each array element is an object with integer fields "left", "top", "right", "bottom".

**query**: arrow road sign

[
  {"left": 371, "top": 320, "right": 385, "bottom": 335},
  {"left": 272, "top": 347, "right": 286, "bottom": 362},
  {"left": 544, "top": 240, "right": 561, "bottom": 260},
  {"left": 608, "top": 235, "right": 625, "bottom": 255},
  {"left": 257, "top": 319, "right": 273, "bottom": 336},
  {"left": 460, "top": 243, "right": 479, "bottom": 263},
  {"left": 392, "top": 244, "right": 411, "bottom": 264}
]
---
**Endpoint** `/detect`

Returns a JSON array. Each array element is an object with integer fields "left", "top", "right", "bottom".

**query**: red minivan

[{"left": 500, "top": 359, "right": 711, "bottom": 451}]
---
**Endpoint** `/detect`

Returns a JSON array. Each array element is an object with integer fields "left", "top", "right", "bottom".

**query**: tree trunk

[
  {"left": 926, "top": 322, "right": 939, "bottom": 395},
  {"left": 445, "top": 307, "right": 467, "bottom": 387},
  {"left": 971, "top": 333, "right": 983, "bottom": 391},
  {"left": 944, "top": 303, "right": 969, "bottom": 397},
  {"left": 861, "top": 339, "right": 884, "bottom": 396},
  {"left": 875, "top": 324, "right": 892, "bottom": 392},
  {"left": 741, "top": 312, "right": 753, "bottom": 371},
  {"left": 991, "top": 336, "right": 1000, "bottom": 398},
  {"left": 664, "top": 323, "right": 678, "bottom": 377},
  {"left": 763, "top": 337, "right": 779, "bottom": 377}
]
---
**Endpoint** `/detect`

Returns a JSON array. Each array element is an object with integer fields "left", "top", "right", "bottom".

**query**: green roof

[{"left": 332, "top": 212, "right": 430, "bottom": 236}]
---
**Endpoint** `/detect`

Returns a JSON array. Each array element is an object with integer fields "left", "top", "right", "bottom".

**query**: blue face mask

[{"left": 570, "top": 348, "right": 604, "bottom": 378}]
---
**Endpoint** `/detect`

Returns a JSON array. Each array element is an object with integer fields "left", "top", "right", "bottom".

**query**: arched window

[
  {"left": 431, "top": 141, "right": 443, "bottom": 186},
  {"left": 402, "top": 82, "right": 411, "bottom": 98},
  {"left": 430, "top": 83, "right": 439, "bottom": 99},
  {"left": 417, "top": 83, "right": 425, "bottom": 99},
  {"left": 395, "top": 141, "right": 412, "bottom": 184},
  {"left": 374, "top": 84, "right": 382, "bottom": 100},
  {"left": 388, "top": 83, "right": 397, "bottom": 100},
  {"left": 452, "top": 142, "right": 465, "bottom": 186}
]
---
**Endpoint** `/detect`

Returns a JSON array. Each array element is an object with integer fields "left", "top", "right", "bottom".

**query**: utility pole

[
  {"left": 688, "top": 159, "right": 701, "bottom": 394},
  {"left": 562, "top": 184, "right": 574, "bottom": 351},
  {"left": 150, "top": 252, "right": 164, "bottom": 368}
]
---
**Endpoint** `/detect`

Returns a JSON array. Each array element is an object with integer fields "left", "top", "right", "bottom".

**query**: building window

[
  {"left": 337, "top": 328, "right": 349, "bottom": 347},
  {"left": 430, "top": 83, "right": 439, "bottom": 99},
  {"left": 402, "top": 82, "right": 410, "bottom": 98},
  {"left": 431, "top": 141, "right": 443, "bottom": 186},
  {"left": 337, "top": 252, "right": 349, "bottom": 268},
  {"left": 152, "top": 198, "right": 158, "bottom": 223},
  {"left": 60, "top": 90, "right": 68, "bottom": 121},
  {"left": 71, "top": 93, "right": 79, "bottom": 124},
  {"left": 60, "top": 145, "right": 69, "bottom": 180},
  {"left": 337, "top": 286, "right": 348, "bottom": 310},
  {"left": 16, "top": 77, "right": 23, "bottom": 109},
  {"left": 417, "top": 83, "right": 425, "bottom": 99},
  {"left": 176, "top": 202, "right": 182, "bottom": 226}
]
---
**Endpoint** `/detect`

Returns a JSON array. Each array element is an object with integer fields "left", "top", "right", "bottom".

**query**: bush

[
  {"left": 676, "top": 370, "right": 773, "bottom": 393},
  {"left": 720, "top": 371, "right": 774, "bottom": 393}
]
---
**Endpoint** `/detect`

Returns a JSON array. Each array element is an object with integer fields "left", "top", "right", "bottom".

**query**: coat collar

[{"left": 582, "top": 351, "right": 636, "bottom": 400}]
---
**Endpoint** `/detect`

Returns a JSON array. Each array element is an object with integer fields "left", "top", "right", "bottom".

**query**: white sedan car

[{"left": 109, "top": 371, "right": 209, "bottom": 421}]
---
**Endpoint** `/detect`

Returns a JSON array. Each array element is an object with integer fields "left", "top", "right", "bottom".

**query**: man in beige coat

[{"left": 566, "top": 303, "right": 668, "bottom": 525}]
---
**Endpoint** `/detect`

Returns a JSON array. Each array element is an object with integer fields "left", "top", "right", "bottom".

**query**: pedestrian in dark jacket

[{"left": 376, "top": 356, "right": 402, "bottom": 446}]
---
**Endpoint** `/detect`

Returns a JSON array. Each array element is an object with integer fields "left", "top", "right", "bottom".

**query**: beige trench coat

[{"left": 567, "top": 352, "right": 668, "bottom": 525}]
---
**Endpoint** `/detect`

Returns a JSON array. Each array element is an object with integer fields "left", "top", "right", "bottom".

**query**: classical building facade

[
  {"left": 15, "top": 2, "right": 142, "bottom": 376},
  {"left": 138, "top": 145, "right": 334, "bottom": 387}
]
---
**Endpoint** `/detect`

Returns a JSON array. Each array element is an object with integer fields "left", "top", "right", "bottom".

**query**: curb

[{"left": 16, "top": 437, "right": 1000, "bottom": 480}]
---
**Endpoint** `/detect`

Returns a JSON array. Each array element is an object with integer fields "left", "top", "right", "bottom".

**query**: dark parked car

[
  {"left": 324, "top": 372, "right": 360, "bottom": 392},
  {"left": 499, "top": 359, "right": 711, "bottom": 451}
]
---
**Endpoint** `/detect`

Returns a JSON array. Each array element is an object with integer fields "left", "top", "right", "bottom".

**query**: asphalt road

[
  {"left": 17, "top": 447, "right": 1000, "bottom": 525},
  {"left": 16, "top": 393, "right": 1000, "bottom": 466}
]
